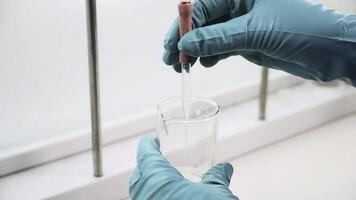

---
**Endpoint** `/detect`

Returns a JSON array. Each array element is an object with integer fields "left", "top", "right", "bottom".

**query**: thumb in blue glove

[
  {"left": 129, "top": 135, "right": 239, "bottom": 200},
  {"left": 163, "top": 0, "right": 356, "bottom": 85}
]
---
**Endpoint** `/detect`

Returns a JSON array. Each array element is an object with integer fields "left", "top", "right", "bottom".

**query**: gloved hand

[
  {"left": 163, "top": 0, "right": 356, "bottom": 85},
  {"left": 129, "top": 136, "right": 239, "bottom": 200}
]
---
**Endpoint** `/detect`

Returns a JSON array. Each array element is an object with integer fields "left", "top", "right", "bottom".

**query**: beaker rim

[{"left": 156, "top": 96, "right": 220, "bottom": 123}]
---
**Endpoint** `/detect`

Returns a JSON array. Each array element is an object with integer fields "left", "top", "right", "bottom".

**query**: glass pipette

[{"left": 178, "top": 0, "right": 193, "bottom": 167}]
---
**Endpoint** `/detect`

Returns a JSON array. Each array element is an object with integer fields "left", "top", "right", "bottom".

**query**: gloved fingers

[
  {"left": 173, "top": 64, "right": 182, "bottom": 73},
  {"left": 240, "top": 51, "right": 265, "bottom": 66},
  {"left": 163, "top": 51, "right": 198, "bottom": 66},
  {"left": 191, "top": 0, "right": 235, "bottom": 27},
  {"left": 129, "top": 166, "right": 141, "bottom": 190},
  {"left": 137, "top": 135, "right": 183, "bottom": 178},
  {"left": 172, "top": 57, "right": 198, "bottom": 72},
  {"left": 163, "top": 18, "right": 180, "bottom": 52},
  {"left": 130, "top": 136, "right": 184, "bottom": 199},
  {"left": 163, "top": 49, "right": 198, "bottom": 73},
  {"left": 199, "top": 51, "right": 242, "bottom": 67},
  {"left": 202, "top": 163, "right": 234, "bottom": 188},
  {"left": 163, "top": 50, "right": 179, "bottom": 66},
  {"left": 137, "top": 135, "right": 166, "bottom": 170},
  {"left": 241, "top": 52, "right": 322, "bottom": 81},
  {"left": 163, "top": 0, "right": 237, "bottom": 53},
  {"left": 178, "top": 15, "right": 249, "bottom": 57}
]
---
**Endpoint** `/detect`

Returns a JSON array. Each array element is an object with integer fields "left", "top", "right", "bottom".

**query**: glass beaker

[{"left": 156, "top": 96, "right": 219, "bottom": 182}]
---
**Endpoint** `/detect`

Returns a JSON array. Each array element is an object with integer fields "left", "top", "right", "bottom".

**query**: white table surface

[{"left": 230, "top": 114, "right": 356, "bottom": 200}]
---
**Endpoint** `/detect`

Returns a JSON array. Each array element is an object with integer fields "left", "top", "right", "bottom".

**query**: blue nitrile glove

[
  {"left": 129, "top": 136, "right": 239, "bottom": 200},
  {"left": 163, "top": 0, "right": 356, "bottom": 85}
]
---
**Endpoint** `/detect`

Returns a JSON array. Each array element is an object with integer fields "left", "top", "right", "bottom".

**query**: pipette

[
  {"left": 178, "top": 0, "right": 193, "bottom": 97},
  {"left": 178, "top": 0, "right": 193, "bottom": 167}
]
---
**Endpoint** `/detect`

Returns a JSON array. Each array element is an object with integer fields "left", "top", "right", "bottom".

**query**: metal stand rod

[
  {"left": 86, "top": 0, "right": 103, "bottom": 177},
  {"left": 259, "top": 67, "right": 269, "bottom": 120}
]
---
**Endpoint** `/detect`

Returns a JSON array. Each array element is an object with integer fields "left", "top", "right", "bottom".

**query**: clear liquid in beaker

[{"left": 157, "top": 97, "right": 219, "bottom": 181}]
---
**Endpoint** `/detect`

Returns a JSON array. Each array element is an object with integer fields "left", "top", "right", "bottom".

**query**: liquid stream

[{"left": 181, "top": 63, "right": 191, "bottom": 167}]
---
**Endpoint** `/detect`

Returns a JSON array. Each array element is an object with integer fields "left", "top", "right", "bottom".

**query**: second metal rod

[
  {"left": 259, "top": 67, "right": 269, "bottom": 120},
  {"left": 86, "top": 0, "right": 103, "bottom": 177}
]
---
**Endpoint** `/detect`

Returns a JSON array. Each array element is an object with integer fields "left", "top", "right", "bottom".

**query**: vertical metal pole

[
  {"left": 85, "top": 0, "right": 103, "bottom": 177},
  {"left": 259, "top": 67, "right": 269, "bottom": 120}
]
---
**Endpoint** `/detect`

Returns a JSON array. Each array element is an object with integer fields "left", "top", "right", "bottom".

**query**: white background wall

[{"left": 0, "top": 0, "right": 354, "bottom": 154}]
